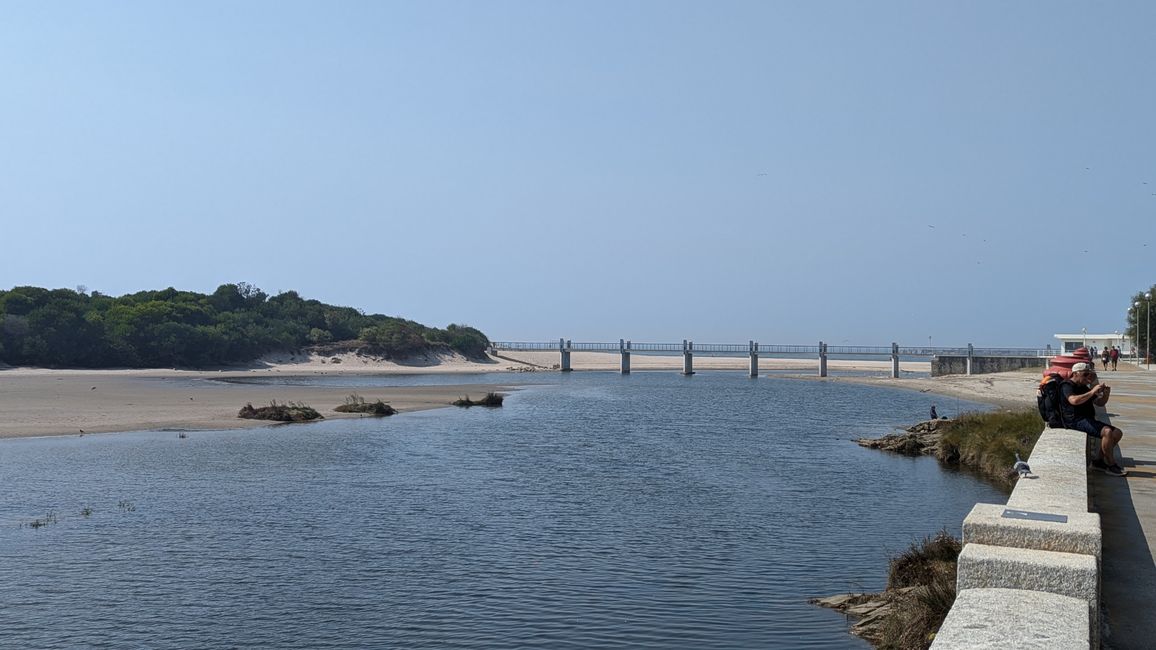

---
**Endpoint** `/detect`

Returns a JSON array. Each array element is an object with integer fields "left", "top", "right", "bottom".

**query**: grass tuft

[
  {"left": 877, "top": 530, "right": 962, "bottom": 649},
  {"left": 334, "top": 394, "right": 397, "bottom": 416},
  {"left": 23, "top": 511, "right": 59, "bottom": 529},
  {"left": 888, "top": 529, "right": 961, "bottom": 589},
  {"left": 452, "top": 392, "right": 504, "bottom": 408},
  {"left": 935, "top": 409, "right": 1043, "bottom": 486},
  {"left": 238, "top": 401, "right": 324, "bottom": 422}
]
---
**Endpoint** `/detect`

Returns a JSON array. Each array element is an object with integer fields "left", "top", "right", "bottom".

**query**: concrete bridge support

[
  {"left": 967, "top": 343, "right": 974, "bottom": 376},
  {"left": 891, "top": 342, "right": 900, "bottom": 379},
  {"left": 682, "top": 340, "right": 695, "bottom": 375},
  {"left": 749, "top": 341, "right": 758, "bottom": 377},
  {"left": 559, "top": 338, "right": 572, "bottom": 372},
  {"left": 620, "top": 339, "right": 631, "bottom": 374},
  {"left": 819, "top": 341, "right": 828, "bottom": 377}
]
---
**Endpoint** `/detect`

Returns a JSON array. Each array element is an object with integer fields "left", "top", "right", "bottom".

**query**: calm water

[{"left": 0, "top": 372, "right": 1003, "bottom": 649}]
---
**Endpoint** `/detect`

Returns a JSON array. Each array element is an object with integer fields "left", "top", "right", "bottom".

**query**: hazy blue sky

[{"left": 3, "top": 2, "right": 1154, "bottom": 347}]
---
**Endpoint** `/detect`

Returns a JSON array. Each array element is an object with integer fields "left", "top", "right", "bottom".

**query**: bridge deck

[{"left": 491, "top": 341, "right": 1052, "bottom": 358}]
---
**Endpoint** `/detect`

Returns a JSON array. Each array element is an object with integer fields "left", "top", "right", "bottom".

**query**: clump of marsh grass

[
  {"left": 876, "top": 530, "right": 961, "bottom": 650},
  {"left": 935, "top": 409, "right": 1042, "bottom": 486},
  {"left": 334, "top": 394, "right": 397, "bottom": 416},
  {"left": 452, "top": 392, "right": 504, "bottom": 408},
  {"left": 238, "top": 401, "right": 324, "bottom": 422},
  {"left": 23, "top": 511, "right": 59, "bottom": 529},
  {"left": 887, "top": 529, "right": 961, "bottom": 589}
]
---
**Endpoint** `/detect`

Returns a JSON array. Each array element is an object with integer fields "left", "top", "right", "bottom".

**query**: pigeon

[{"left": 1013, "top": 453, "right": 1033, "bottom": 478}]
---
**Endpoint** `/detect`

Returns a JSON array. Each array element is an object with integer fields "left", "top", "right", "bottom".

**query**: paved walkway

[{"left": 1086, "top": 363, "right": 1156, "bottom": 649}]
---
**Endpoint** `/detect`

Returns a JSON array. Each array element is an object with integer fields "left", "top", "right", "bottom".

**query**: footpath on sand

[{"left": 1089, "top": 363, "right": 1156, "bottom": 648}]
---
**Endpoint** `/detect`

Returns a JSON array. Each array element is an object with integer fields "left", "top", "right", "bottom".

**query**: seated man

[{"left": 1061, "top": 362, "right": 1126, "bottom": 476}]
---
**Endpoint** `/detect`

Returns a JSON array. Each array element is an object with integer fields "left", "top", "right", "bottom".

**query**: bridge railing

[{"left": 491, "top": 342, "right": 1059, "bottom": 358}]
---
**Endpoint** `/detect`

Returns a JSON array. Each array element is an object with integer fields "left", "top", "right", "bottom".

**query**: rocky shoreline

[
  {"left": 855, "top": 418, "right": 950, "bottom": 457},
  {"left": 808, "top": 589, "right": 915, "bottom": 645}
]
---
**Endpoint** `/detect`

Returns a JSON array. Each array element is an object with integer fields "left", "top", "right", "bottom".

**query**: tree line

[
  {"left": 1127, "top": 284, "right": 1156, "bottom": 361},
  {"left": 0, "top": 284, "right": 490, "bottom": 368}
]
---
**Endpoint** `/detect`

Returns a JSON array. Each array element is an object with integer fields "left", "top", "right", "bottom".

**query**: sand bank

[
  {"left": 0, "top": 350, "right": 1038, "bottom": 439},
  {"left": 0, "top": 351, "right": 513, "bottom": 439}
]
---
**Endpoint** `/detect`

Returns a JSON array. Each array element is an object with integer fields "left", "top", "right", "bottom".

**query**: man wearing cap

[{"left": 1061, "top": 362, "right": 1127, "bottom": 476}]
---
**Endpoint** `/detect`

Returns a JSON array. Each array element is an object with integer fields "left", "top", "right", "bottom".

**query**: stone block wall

[
  {"left": 931, "top": 427, "right": 1100, "bottom": 649},
  {"left": 931, "top": 355, "right": 1049, "bottom": 377}
]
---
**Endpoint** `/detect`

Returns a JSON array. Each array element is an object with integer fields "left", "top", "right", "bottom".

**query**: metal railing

[{"left": 491, "top": 341, "right": 1058, "bottom": 358}]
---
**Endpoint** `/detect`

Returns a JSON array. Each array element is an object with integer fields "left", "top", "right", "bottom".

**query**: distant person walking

[
  {"left": 929, "top": 405, "right": 938, "bottom": 420},
  {"left": 1101, "top": 347, "right": 1111, "bottom": 369},
  {"left": 1110, "top": 346, "right": 1119, "bottom": 371},
  {"left": 1061, "top": 363, "right": 1126, "bottom": 476}
]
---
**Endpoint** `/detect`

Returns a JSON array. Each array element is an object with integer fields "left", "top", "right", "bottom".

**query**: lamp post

[
  {"left": 1147, "top": 292, "right": 1152, "bottom": 370},
  {"left": 1135, "top": 301, "right": 1141, "bottom": 364}
]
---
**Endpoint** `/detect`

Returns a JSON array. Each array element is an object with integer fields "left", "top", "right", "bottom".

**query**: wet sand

[{"left": 0, "top": 351, "right": 1038, "bottom": 439}]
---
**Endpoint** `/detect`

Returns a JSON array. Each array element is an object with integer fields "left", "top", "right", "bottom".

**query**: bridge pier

[
  {"left": 819, "top": 341, "right": 828, "bottom": 377},
  {"left": 891, "top": 342, "right": 900, "bottom": 379},
  {"left": 559, "top": 338, "right": 572, "bottom": 372},
  {"left": 967, "top": 343, "right": 974, "bottom": 376},
  {"left": 620, "top": 339, "right": 631, "bottom": 374},
  {"left": 682, "top": 340, "right": 695, "bottom": 375},
  {"left": 749, "top": 341, "right": 758, "bottom": 377}
]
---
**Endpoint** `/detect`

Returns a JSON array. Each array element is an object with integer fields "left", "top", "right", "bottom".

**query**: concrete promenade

[
  {"left": 932, "top": 362, "right": 1154, "bottom": 648},
  {"left": 1089, "top": 363, "right": 1156, "bottom": 648}
]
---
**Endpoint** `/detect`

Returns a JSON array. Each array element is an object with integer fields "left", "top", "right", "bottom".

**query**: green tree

[
  {"left": 0, "top": 284, "right": 490, "bottom": 368},
  {"left": 1126, "top": 285, "right": 1156, "bottom": 363}
]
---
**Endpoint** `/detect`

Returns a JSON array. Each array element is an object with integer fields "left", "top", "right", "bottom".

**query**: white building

[{"left": 1053, "top": 332, "right": 1132, "bottom": 355}]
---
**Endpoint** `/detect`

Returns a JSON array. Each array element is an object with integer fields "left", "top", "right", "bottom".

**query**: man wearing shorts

[{"left": 1061, "top": 362, "right": 1126, "bottom": 476}]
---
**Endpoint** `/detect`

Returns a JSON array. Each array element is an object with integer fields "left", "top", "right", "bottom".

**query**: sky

[{"left": 3, "top": 2, "right": 1155, "bottom": 348}]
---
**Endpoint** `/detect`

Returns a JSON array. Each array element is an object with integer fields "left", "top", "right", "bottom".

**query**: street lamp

[
  {"left": 1147, "top": 292, "right": 1152, "bottom": 370},
  {"left": 1135, "top": 301, "right": 1142, "bottom": 364}
]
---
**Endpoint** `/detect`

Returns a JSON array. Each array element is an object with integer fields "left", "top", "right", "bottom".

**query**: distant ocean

[{"left": 0, "top": 371, "right": 1002, "bottom": 649}]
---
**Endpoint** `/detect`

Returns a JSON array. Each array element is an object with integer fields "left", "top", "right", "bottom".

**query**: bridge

[{"left": 490, "top": 339, "right": 1054, "bottom": 378}]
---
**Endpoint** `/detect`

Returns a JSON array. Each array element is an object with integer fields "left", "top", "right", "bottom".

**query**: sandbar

[{"left": 0, "top": 350, "right": 1038, "bottom": 439}]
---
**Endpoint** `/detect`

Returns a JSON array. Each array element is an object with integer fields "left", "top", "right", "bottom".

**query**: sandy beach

[{"left": 0, "top": 350, "right": 1037, "bottom": 439}]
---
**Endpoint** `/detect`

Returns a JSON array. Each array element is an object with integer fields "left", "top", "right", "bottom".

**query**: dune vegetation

[{"left": 0, "top": 283, "right": 490, "bottom": 368}]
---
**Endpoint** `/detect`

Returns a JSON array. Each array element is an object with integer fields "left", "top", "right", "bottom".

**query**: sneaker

[
  {"left": 1089, "top": 459, "right": 1108, "bottom": 472},
  {"left": 1105, "top": 464, "right": 1128, "bottom": 477}
]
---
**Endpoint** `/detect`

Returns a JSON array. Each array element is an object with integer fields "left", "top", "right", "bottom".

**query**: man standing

[
  {"left": 1061, "top": 362, "right": 1126, "bottom": 476},
  {"left": 1110, "top": 345, "right": 1119, "bottom": 371}
]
